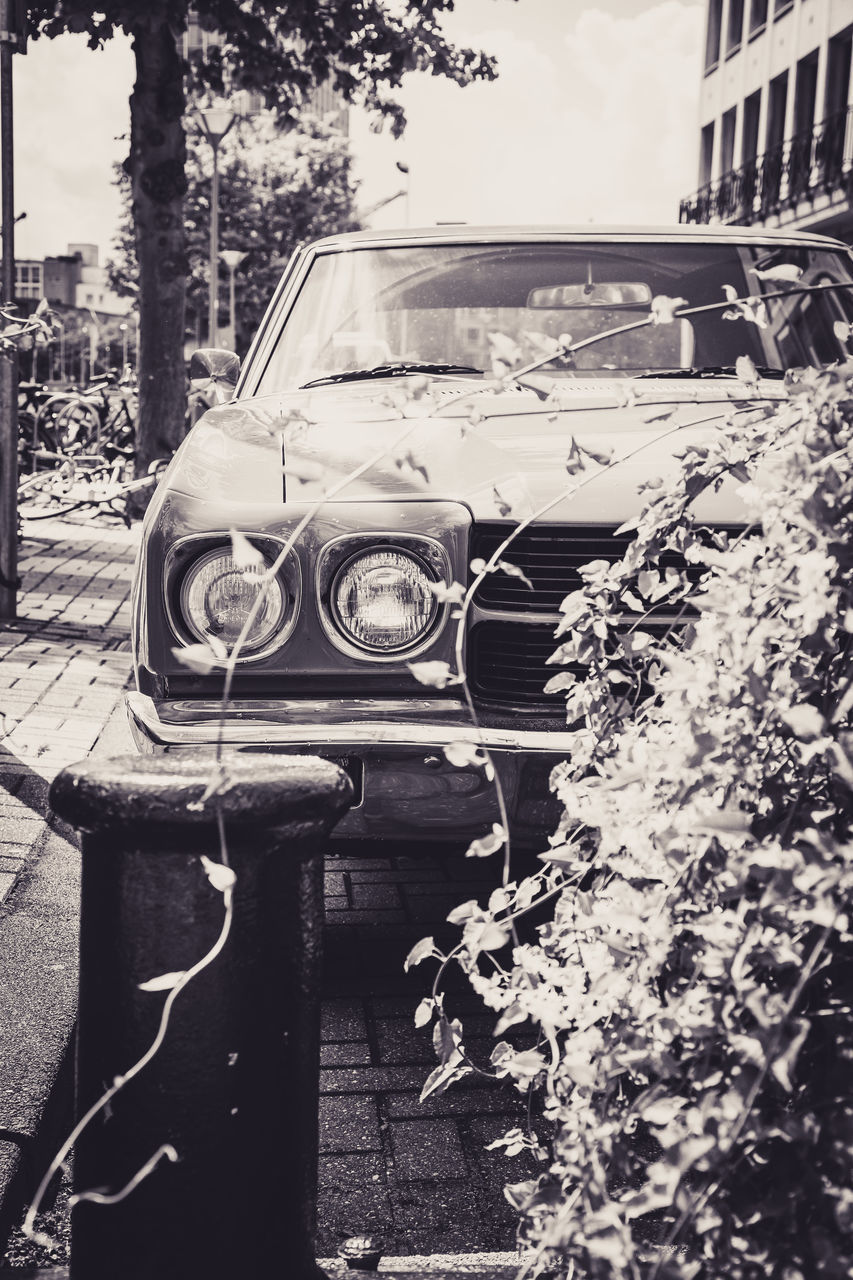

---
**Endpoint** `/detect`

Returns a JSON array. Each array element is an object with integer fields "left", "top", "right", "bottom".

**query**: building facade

[
  {"left": 15, "top": 244, "right": 132, "bottom": 316},
  {"left": 679, "top": 0, "right": 853, "bottom": 241}
]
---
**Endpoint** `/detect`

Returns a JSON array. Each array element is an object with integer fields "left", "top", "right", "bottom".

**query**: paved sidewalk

[
  {"left": 0, "top": 515, "right": 534, "bottom": 1269},
  {"left": 0, "top": 519, "right": 138, "bottom": 903}
]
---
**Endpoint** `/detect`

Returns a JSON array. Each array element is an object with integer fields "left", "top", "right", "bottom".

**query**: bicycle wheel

[
  {"left": 17, "top": 410, "right": 39, "bottom": 468},
  {"left": 34, "top": 394, "right": 78, "bottom": 452},
  {"left": 53, "top": 399, "right": 102, "bottom": 452}
]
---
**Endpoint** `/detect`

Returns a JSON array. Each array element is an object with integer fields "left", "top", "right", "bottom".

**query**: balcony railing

[{"left": 679, "top": 105, "right": 853, "bottom": 226}]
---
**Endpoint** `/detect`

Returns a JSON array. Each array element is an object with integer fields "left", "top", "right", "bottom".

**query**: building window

[
  {"left": 795, "top": 51, "right": 818, "bottom": 136},
  {"left": 700, "top": 121, "right": 715, "bottom": 186},
  {"left": 766, "top": 71, "right": 788, "bottom": 151},
  {"left": 825, "top": 30, "right": 852, "bottom": 120},
  {"left": 705, "top": 0, "right": 723, "bottom": 70},
  {"left": 721, "top": 107, "right": 737, "bottom": 175},
  {"left": 742, "top": 90, "right": 761, "bottom": 162},
  {"left": 15, "top": 262, "right": 42, "bottom": 300},
  {"left": 773, "top": 0, "right": 793, "bottom": 17},
  {"left": 749, "top": 0, "right": 768, "bottom": 35},
  {"left": 727, "top": 0, "right": 745, "bottom": 56}
]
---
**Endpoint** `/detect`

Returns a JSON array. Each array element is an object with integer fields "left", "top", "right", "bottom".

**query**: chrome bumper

[
  {"left": 126, "top": 692, "right": 576, "bottom": 753},
  {"left": 125, "top": 692, "right": 572, "bottom": 845}
]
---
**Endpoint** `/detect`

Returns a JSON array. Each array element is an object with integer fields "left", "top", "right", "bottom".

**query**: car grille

[
  {"left": 469, "top": 622, "right": 576, "bottom": 706},
  {"left": 469, "top": 522, "right": 742, "bottom": 706},
  {"left": 470, "top": 522, "right": 741, "bottom": 613}
]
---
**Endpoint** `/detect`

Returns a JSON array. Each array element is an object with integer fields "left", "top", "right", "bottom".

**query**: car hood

[{"left": 165, "top": 375, "right": 787, "bottom": 524}]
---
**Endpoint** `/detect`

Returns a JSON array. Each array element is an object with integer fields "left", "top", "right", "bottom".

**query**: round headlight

[
  {"left": 180, "top": 547, "right": 287, "bottom": 653},
  {"left": 331, "top": 549, "right": 439, "bottom": 653}
]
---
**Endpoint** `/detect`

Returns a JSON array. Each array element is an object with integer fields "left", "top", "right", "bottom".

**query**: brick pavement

[
  {"left": 0, "top": 519, "right": 138, "bottom": 906},
  {"left": 0, "top": 515, "right": 535, "bottom": 1266}
]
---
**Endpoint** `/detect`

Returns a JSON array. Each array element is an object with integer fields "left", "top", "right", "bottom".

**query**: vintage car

[{"left": 128, "top": 224, "right": 853, "bottom": 850}]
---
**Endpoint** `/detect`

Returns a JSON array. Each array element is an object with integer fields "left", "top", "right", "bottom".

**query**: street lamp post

[
  {"left": 197, "top": 104, "right": 236, "bottom": 346},
  {"left": 219, "top": 249, "right": 246, "bottom": 351},
  {"left": 57, "top": 317, "right": 65, "bottom": 383}
]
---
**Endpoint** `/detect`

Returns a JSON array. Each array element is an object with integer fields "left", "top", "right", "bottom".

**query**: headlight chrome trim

[
  {"left": 316, "top": 532, "right": 452, "bottom": 663},
  {"left": 164, "top": 532, "right": 302, "bottom": 665}
]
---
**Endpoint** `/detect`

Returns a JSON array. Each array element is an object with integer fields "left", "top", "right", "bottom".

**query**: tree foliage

[
  {"left": 108, "top": 110, "right": 360, "bottom": 356},
  {"left": 407, "top": 360, "right": 853, "bottom": 1278}
]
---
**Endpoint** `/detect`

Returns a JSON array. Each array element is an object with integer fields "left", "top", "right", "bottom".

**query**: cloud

[{"left": 354, "top": 2, "right": 704, "bottom": 229}]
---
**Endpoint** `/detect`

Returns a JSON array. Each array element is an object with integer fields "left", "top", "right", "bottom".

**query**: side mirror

[{"left": 189, "top": 347, "right": 241, "bottom": 407}]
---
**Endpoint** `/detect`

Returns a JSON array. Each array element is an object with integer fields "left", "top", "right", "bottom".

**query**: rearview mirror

[
  {"left": 527, "top": 282, "right": 652, "bottom": 309},
  {"left": 189, "top": 347, "right": 241, "bottom": 406}
]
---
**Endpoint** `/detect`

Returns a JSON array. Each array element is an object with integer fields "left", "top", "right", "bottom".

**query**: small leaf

[
  {"left": 404, "top": 935, "right": 437, "bottom": 972},
  {"left": 543, "top": 670, "right": 577, "bottom": 693},
  {"left": 735, "top": 354, "right": 758, "bottom": 385},
  {"left": 200, "top": 855, "right": 237, "bottom": 893},
  {"left": 407, "top": 375, "right": 431, "bottom": 400},
  {"left": 419, "top": 1058, "right": 472, "bottom": 1102},
  {"left": 478, "top": 921, "right": 511, "bottom": 951},
  {"left": 465, "top": 823, "right": 506, "bottom": 858},
  {"left": 429, "top": 579, "right": 466, "bottom": 604},
  {"left": 750, "top": 263, "right": 803, "bottom": 282},
  {"left": 414, "top": 997, "right": 435, "bottom": 1028},
  {"left": 444, "top": 740, "right": 490, "bottom": 770},
  {"left": 650, "top": 295, "right": 688, "bottom": 325},
  {"left": 834, "top": 319, "right": 852, "bottom": 343},
  {"left": 579, "top": 442, "right": 613, "bottom": 466},
  {"left": 643, "top": 405, "right": 676, "bottom": 424},
  {"left": 538, "top": 843, "right": 587, "bottom": 867},
  {"left": 172, "top": 643, "right": 222, "bottom": 675},
  {"left": 229, "top": 529, "right": 264, "bottom": 569},
  {"left": 780, "top": 704, "right": 826, "bottom": 740},
  {"left": 492, "top": 485, "right": 514, "bottom": 517},
  {"left": 138, "top": 971, "right": 186, "bottom": 993},
  {"left": 433, "top": 1014, "right": 464, "bottom": 1064},
  {"left": 496, "top": 559, "right": 534, "bottom": 589},
  {"left": 447, "top": 899, "right": 480, "bottom": 925},
  {"left": 407, "top": 660, "right": 461, "bottom": 689},
  {"left": 206, "top": 634, "right": 229, "bottom": 661},
  {"left": 395, "top": 449, "right": 429, "bottom": 483},
  {"left": 494, "top": 1002, "right": 528, "bottom": 1035}
]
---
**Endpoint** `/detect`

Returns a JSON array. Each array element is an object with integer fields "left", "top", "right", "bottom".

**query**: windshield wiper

[
  {"left": 633, "top": 365, "right": 786, "bottom": 380},
  {"left": 301, "top": 361, "right": 482, "bottom": 389}
]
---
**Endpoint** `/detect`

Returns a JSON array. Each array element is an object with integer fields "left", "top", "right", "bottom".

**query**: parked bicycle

[
  {"left": 32, "top": 366, "right": 137, "bottom": 460},
  {"left": 17, "top": 451, "right": 166, "bottom": 527}
]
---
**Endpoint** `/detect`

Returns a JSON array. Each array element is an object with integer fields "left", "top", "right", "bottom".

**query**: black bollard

[{"left": 49, "top": 752, "right": 353, "bottom": 1280}]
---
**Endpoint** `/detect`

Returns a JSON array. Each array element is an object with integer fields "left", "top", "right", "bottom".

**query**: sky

[{"left": 8, "top": 0, "right": 705, "bottom": 262}]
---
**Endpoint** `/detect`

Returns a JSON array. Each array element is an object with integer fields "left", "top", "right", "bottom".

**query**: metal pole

[
  {"left": 0, "top": 36, "right": 17, "bottom": 620},
  {"left": 209, "top": 140, "right": 219, "bottom": 345},
  {"left": 50, "top": 752, "right": 353, "bottom": 1280},
  {"left": 228, "top": 263, "right": 236, "bottom": 348}
]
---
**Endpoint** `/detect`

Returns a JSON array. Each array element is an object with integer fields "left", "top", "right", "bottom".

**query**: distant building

[
  {"left": 679, "top": 0, "right": 853, "bottom": 242},
  {"left": 15, "top": 244, "right": 132, "bottom": 317}
]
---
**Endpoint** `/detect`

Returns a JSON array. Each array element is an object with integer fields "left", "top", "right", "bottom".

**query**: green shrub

[{"left": 418, "top": 362, "right": 853, "bottom": 1279}]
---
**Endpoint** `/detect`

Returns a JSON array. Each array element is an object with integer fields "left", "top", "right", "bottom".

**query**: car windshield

[{"left": 254, "top": 239, "right": 853, "bottom": 393}]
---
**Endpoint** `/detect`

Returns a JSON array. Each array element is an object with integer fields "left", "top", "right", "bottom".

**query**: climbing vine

[{"left": 409, "top": 360, "right": 853, "bottom": 1278}]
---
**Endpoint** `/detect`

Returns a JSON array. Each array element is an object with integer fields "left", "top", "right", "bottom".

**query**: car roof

[{"left": 305, "top": 223, "right": 851, "bottom": 252}]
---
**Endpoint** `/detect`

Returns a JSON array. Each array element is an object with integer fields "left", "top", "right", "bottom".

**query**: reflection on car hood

[{"left": 166, "top": 376, "right": 787, "bottom": 524}]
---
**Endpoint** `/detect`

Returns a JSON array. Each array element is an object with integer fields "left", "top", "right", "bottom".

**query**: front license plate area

[{"left": 324, "top": 755, "right": 364, "bottom": 807}]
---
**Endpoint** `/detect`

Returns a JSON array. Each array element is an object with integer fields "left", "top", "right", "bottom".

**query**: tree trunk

[{"left": 127, "top": 19, "right": 188, "bottom": 512}]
